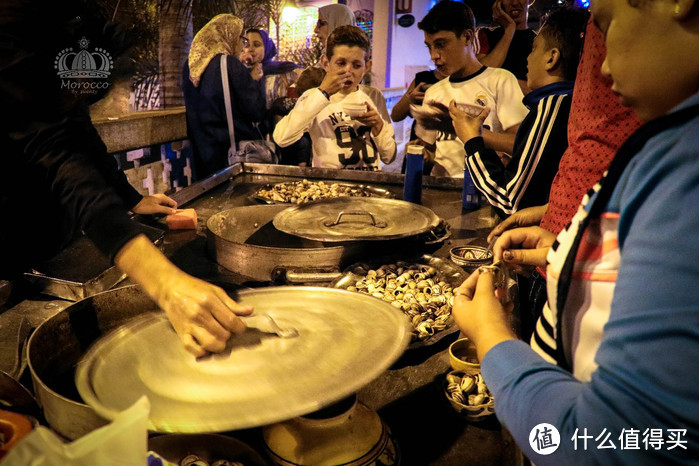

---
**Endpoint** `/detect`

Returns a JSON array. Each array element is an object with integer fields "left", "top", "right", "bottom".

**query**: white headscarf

[
  {"left": 188, "top": 14, "right": 244, "bottom": 87},
  {"left": 319, "top": 4, "right": 356, "bottom": 35}
]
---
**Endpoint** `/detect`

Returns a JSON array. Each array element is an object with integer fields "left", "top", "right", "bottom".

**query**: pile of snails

[
  {"left": 257, "top": 179, "right": 372, "bottom": 204},
  {"left": 345, "top": 262, "right": 454, "bottom": 340},
  {"left": 445, "top": 371, "right": 493, "bottom": 407}
]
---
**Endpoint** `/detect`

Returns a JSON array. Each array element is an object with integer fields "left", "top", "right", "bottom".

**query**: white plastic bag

[{"left": 1, "top": 397, "right": 150, "bottom": 466}]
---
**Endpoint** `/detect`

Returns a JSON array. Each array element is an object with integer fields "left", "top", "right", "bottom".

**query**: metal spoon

[
  {"left": 242, "top": 314, "right": 299, "bottom": 339},
  {"left": 479, "top": 235, "right": 499, "bottom": 260}
]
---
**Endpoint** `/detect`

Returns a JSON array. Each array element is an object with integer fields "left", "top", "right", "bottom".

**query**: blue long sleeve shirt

[{"left": 482, "top": 92, "right": 699, "bottom": 465}]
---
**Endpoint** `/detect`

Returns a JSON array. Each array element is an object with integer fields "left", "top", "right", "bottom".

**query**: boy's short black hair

[
  {"left": 326, "top": 25, "right": 371, "bottom": 60},
  {"left": 538, "top": 7, "right": 590, "bottom": 81},
  {"left": 418, "top": 1, "right": 476, "bottom": 37}
]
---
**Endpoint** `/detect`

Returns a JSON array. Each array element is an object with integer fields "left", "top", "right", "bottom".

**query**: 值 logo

[
  {"left": 529, "top": 423, "right": 561, "bottom": 455},
  {"left": 54, "top": 36, "right": 113, "bottom": 79}
]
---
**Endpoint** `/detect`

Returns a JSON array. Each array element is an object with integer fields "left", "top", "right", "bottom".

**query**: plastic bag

[{"left": 1, "top": 397, "right": 150, "bottom": 466}]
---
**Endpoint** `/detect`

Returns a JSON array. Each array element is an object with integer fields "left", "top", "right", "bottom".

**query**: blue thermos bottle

[
  {"left": 462, "top": 169, "right": 481, "bottom": 210},
  {"left": 403, "top": 145, "right": 424, "bottom": 204}
]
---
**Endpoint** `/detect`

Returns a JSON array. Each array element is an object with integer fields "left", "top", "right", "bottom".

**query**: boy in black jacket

[{"left": 450, "top": 7, "right": 588, "bottom": 217}]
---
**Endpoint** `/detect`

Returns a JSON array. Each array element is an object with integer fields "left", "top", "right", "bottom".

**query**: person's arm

[
  {"left": 274, "top": 67, "right": 348, "bottom": 147},
  {"left": 375, "top": 122, "right": 397, "bottom": 165},
  {"left": 10, "top": 103, "right": 251, "bottom": 361},
  {"left": 451, "top": 102, "right": 514, "bottom": 211},
  {"left": 273, "top": 89, "right": 327, "bottom": 147},
  {"left": 391, "top": 79, "right": 422, "bottom": 122},
  {"left": 228, "top": 55, "right": 266, "bottom": 123},
  {"left": 480, "top": 223, "right": 699, "bottom": 465},
  {"left": 464, "top": 137, "right": 512, "bottom": 208},
  {"left": 481, "top": 125, "right": 518, "bottom": 154},
  {"left": 457, "top": 142, "right": 699, "bottom": 464},
  {"left": 85, "top": 121, "right": 178, "bottom": 214},
  {"left": 476, "top": 1, "right": 516, "bottom": 68},
  {"left": 115, "top": 235, "right": 253, "bottom": 357},
  {"left": 461, "top": 95, "right": 571, "bottom": 214}
]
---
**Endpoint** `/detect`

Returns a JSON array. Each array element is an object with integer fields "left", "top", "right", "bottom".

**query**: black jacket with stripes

[{"left": 464, "top": 81, "right": 574, "bottom": 218}]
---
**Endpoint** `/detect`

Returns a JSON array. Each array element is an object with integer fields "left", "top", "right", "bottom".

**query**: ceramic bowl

[
  {"left": 449, "top": 246, "right": 493, "bottom": 268},
  {"left": 443, "top": 369, "right": 495, "bottom": 422},
  {"left": 455, "top": 102, "right": 486, "bottom": 117},
  {"left": 448, "top": 337, "right": 480, "bottom": 372},
  {"left": 343, "top": 103, "right": 367, "bottom": 117}
]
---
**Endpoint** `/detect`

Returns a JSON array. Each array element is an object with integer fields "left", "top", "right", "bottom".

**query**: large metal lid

[
  {"left": 272, "top": 197, "right": 441, "bottom": 242},
  {"left": 75, "top": 287, "right": 411, "bottom": 433}
]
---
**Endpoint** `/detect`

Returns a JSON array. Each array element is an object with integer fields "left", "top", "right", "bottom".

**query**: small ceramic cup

[{"left": 448, "top": 337, "right": 480, "bottom": 372}]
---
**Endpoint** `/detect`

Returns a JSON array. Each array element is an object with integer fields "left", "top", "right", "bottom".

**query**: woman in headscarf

[
  {"left": 182, "top": 14, "right": 266, "bottom": 179},
  {"left": 242, "top": 28, "right": 301, "bottom": 110},
  {"left": 315, "top": 4, "right": 356, "bottom": 47}
]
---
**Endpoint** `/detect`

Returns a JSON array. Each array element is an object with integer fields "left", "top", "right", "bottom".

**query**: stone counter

[{"left": 91, "top": 107, "right": 186, "bottom": 154}]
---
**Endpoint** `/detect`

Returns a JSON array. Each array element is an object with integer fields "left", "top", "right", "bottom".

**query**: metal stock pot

[
  {"left": 206, "top": 202, "right": 450, "bottom": 284},
  {"left": 27, "top": 286, "right": 161, "bottom": 439}
]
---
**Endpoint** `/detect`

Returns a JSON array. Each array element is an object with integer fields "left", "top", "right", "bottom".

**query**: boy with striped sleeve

[{"left": 450, "top": 8, "right": 588, "bottom": 217}]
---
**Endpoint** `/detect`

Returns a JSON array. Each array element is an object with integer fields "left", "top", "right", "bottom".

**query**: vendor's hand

[
  {"left": 158, "top": 273, "right": 254, "bottom": 357},
  {"left": 449, "top": 100, "right": 490, "bottom": 142},
  {"left": 114, "top": 235, "right": 255, "bottom": 358},
  {"left": 356, "top": 101, "right": 384, "bottom": 136},
  {"left": 493, "top": 0, "right": 516, "bottom": 30},
  {"left": 251, "top": 62, "right": 264, "bottom": 81},
  {"left": 487, "top": 204, "right": 548, "bottom": 243},
  {"left": 413, "top": 101, "right": 454, "bottom": 133},
  {"left": 319, "top": 69, "right": 351, "bottom": 96},
  {"left": 452, "top": 269, "right": 516, "bottom": 361},
  {"left": 493, "top": 226, "right": 556, "bottom": 275},
  {"left": 132, "top": 193, "right": 177, "bottom": 216}
]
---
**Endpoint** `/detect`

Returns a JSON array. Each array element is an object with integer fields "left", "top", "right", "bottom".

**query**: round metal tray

[
  {"left": 251, "top": 180, "right": 394, "bottom": 205},
  {"left": 75, "top": 287, "right": 411, "bottom": 433},
  {"left": 273, "top": 197, "right": 441, "bottom": 243},
  {"left": 331, "top": 254, "right": 465, "bottom": 349}
]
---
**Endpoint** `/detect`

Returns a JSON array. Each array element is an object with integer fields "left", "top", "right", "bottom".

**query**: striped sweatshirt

[{"left": 464, "top": 81, "right": 573, "bottom": 216}]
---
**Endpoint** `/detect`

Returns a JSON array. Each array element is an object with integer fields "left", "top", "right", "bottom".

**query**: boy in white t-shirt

[
  {"left": 273, "top": 26, "right": 395, "bottom": 170},
  {"left": 415, "top": 1, "right": 528, "bottom": 177}
]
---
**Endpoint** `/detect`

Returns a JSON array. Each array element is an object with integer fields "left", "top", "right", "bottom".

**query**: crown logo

[{"left": 54, "top": 37, "right": 113, "bottom": 79}]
